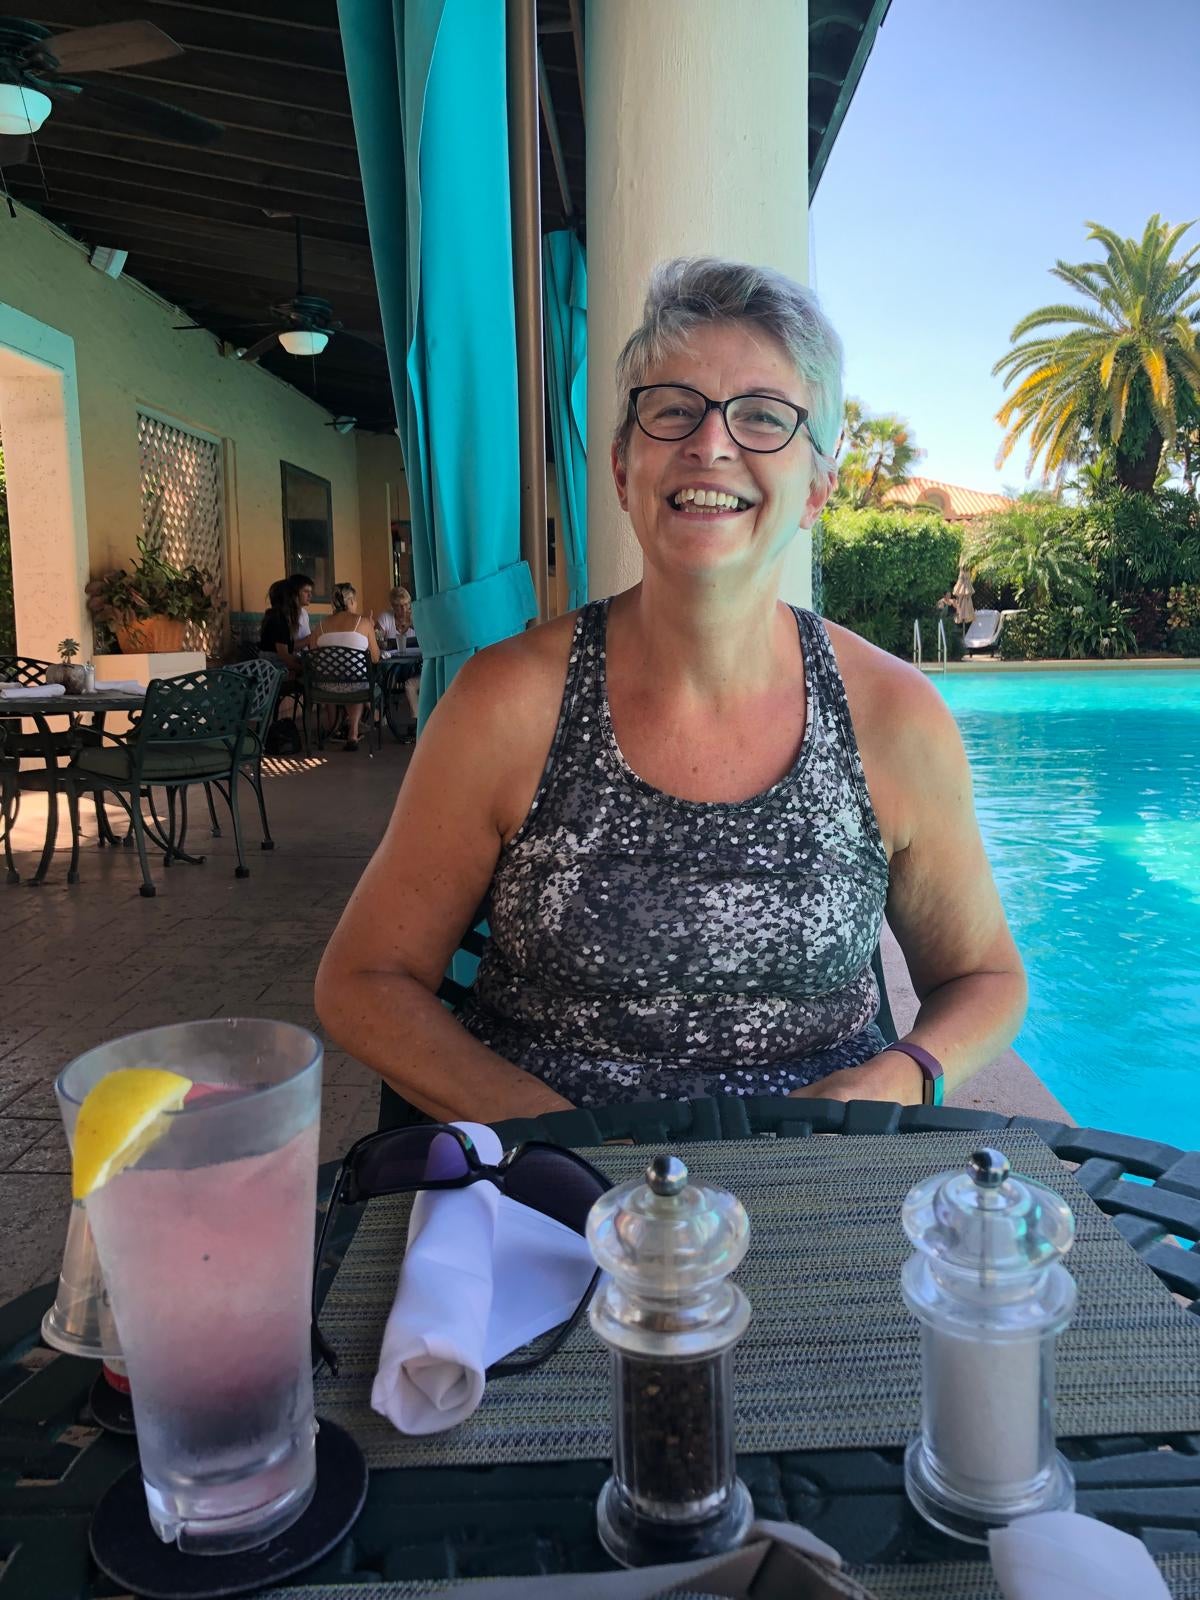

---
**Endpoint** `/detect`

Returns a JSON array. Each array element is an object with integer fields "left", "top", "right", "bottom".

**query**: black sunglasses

[{"left": 312, "top": 1124, "right": 612, "bottom": 1378}]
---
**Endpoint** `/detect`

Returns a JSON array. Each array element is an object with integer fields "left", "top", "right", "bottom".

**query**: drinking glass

[{"left": 56, "top": 1018, "right": 322, "bottom": 1554}]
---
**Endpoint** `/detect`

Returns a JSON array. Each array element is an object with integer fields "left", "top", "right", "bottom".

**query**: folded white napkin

[
  {"left": 989, "top": 1511, "right": 1171, "bottom": 1599},
  {"left": 0, "top": 682, "right": 66, "bottom": 699},
  {"left": 371, "top": 1120, "right": 596, "bottom": 1435},
  {"left": 95, "top": 679, "right": 144, "bottom": 694}
]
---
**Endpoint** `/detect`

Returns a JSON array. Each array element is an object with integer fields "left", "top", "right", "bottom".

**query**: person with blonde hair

[
  {"left": 310, "top": 581, "right": 379, "bottom": 751},
  {"left": 319, "top": 256, "right": 1025, "bottom": 1118}
]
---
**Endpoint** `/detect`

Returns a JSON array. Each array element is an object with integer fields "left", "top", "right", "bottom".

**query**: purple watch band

[{"left": 888, "top": 1042, "right": 944, "bottom": 1106}]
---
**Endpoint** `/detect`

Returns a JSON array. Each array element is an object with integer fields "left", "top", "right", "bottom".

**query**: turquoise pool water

[{"left": 934, "top": 669, "right": 1200, "bottom": 1148}]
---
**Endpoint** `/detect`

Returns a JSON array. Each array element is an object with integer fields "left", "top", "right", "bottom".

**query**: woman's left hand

[{"left": 788, "top": 1049, "right": 924, "bottom": 1105}]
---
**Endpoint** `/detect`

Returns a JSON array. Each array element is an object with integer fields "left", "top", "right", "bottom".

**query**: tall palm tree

[{"left": 994, "top": 216, "right": 1200, "bottom": 491}]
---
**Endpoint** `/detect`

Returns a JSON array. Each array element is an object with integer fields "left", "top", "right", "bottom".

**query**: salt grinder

[
  {"left": 901, "top": 1146, "right": 1077, "bottom": 1543},
  {"left": 586, "top": 1153, "right": 752, "bottom": 1567}
]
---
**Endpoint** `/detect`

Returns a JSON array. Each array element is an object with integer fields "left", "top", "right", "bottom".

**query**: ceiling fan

[
  {"left": 232, "top": 217, "right": 383, "bottom": 364},
  {"left": 0, "top": 17, "right": 221, "bottom": 168}
]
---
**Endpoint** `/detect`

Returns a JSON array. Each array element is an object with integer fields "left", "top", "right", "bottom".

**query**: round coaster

[
  {"left": 89, "top": 1417, "right": 367, "bottom": 1600},
  {"left": 88, "top": 1370, "right": 137, "bottom": 1436}
]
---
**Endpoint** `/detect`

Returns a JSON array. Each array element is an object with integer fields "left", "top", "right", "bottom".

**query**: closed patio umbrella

[
  {"left": 952, "top": 565, "right": 976, "bottom": 626},
  {"left": 338, "top": 0, "right": 537, "bottom": 727}
]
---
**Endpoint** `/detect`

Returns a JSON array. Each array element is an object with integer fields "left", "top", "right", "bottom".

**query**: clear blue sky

[{"left": 810, "top": 0, "right": 1200, "bottom": 495}]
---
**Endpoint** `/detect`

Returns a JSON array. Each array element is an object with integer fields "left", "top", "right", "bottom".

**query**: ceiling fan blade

[
  {"left": 0, "top": 136, "right": 31, "bottom": 167},
  {"left": 237, "top": 334, "right": 283, "bottom": 363},
  {"left": 49, "top": 21, "right": 184, "bottom": 73},
  {"left": 65, "top": 77, "right": 222, "bottom": 146}
]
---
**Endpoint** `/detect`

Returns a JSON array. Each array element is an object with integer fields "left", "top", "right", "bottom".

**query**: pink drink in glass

[{"left": 58, "top": 1019, "right": 322, "bottom": 1554}]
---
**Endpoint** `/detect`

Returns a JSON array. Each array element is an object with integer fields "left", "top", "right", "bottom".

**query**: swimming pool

[{"left": 934, "top": 668, "right": 1200, "bottom": 1149}]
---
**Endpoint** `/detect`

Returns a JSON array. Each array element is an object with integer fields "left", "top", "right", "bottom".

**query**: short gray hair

[{"left": 613, "top": 257, "right": 843, "bottom": 488}]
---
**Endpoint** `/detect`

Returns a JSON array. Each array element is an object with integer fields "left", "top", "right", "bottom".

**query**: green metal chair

[
  {"left": 63, "top": 669, "right": 253, "bottom": 898},
  {"left": 301, "top": 647, "right": 381, "bottom": 755},
  {"left": 202, "top": 656, "right": 286, "bottom": 851},
  {"left": 377, "top": 930, "right": 900, "bottom": 1131}
]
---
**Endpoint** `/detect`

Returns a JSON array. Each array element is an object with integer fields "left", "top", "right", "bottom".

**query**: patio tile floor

[{"left": 0, "top": 739, "right": 412, "bottom": 1302}]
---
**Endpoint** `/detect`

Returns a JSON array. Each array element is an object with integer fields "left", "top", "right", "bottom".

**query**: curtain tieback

[{"left": 411, "top": 563, "right": 537, "bottom": 660}]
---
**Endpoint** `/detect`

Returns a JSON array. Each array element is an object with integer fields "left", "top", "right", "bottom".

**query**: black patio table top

[{"left": 3, "top": 1095, "right": 1200, "bottom": 1597}]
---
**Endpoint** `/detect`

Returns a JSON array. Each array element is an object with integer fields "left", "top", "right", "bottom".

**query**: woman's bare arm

[
  {"left": 315, "top": 647, "right": 574, "bottom": 1121},
  {"left": 793, "top": 655, "right": 1026, "bottom": 1104}
]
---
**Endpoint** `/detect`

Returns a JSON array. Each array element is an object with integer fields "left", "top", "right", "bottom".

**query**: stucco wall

[{"left": 0, "top": 204, "right": 363, "bottom": 630}]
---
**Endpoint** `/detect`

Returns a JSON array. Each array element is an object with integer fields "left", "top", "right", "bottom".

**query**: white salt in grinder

[{"left": 901, "top": 1146, "right": 1077, "bottom": 1543}]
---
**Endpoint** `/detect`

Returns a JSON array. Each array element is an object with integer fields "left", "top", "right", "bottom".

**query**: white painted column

[{"left": 585, "top": 0, "right": 812, "bottom": 606}]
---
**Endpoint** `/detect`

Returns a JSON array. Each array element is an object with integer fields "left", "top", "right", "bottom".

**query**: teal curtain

[
  {"left": 542, "top": 230, "right": 588, "bottom": 610},
  {"left": 338, "top": 0, "right": 536, "bottom": 724}
]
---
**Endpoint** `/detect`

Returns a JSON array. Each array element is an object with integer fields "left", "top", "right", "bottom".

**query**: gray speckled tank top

[{"left": 459, "top": 598, "right": 891, "bottom": 1106}]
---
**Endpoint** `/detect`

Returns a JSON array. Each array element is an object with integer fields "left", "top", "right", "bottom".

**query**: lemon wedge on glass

[{"left": 72, "top": 1068, "right": 193, "bottom": 1200}]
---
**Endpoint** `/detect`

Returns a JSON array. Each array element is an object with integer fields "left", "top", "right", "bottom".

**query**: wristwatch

[{"left": 888, "top": 1041, "right": 944, "bottom": 1106}]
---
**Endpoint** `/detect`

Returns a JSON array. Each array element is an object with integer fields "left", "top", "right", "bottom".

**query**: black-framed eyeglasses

[
  {"left": 311, "top": 1124, "right": 611, "bottom": 1378},
  {"left": 629, "top": 383, "right": 820, "bottom": 455}
]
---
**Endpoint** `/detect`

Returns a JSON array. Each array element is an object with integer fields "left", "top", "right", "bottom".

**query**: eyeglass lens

[
  {"left": 636, "top": 385, "right": 800, "bottom": 449},
  {"left": 353, "top": 1125, "right": 472, "bottom": 1193},
  {"left": 501, "top": 1145, "right": 609, "bottom": 1233}
]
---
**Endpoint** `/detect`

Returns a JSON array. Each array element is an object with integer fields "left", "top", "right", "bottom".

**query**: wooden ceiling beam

[
  {"left": 122, "top": 248, "right": 380, "bottom": 309},
  {"left": 26, "top": 121, "right": 363, "bottom": 200},
  {"left": 125, "top": 258, "right": 382, "bottom": 325},
  {"left": 10, "top": 181, "right": 371, "bottom": 250},
  {"left": 28, "top": 1, "right": 345, "bottom": 75},
  {"left": 24, "top": 112, "right": 362, "bottom": 182},
  {"left": 104, "top": 51, "right": 353, "bottom": 118},
  {"left": 24, "top": 149, "right": 366, "bottom": 228},
  {"left": 55, "top": 75, "right": 358, "bottom": 150}
]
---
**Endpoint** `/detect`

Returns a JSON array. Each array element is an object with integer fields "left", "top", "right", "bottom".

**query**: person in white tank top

[{"left": 312, "top": 582, "right": 380, "bottom": 750}]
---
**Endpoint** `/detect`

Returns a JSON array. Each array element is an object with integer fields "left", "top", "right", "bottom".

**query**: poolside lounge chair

[{"left": 962, "top": 609, "right": 1003, "bottom": 654}]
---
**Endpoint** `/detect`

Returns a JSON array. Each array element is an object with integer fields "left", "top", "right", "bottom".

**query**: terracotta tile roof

[{"left": 883, "top": 477, "right": 1014, "bottom": 521}]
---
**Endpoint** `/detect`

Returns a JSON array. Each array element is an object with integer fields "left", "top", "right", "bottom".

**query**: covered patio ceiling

[{"left": 3, "top": 0, "right": 888, "bottom": 434}]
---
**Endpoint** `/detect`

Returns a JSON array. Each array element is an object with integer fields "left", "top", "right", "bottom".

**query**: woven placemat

[
  {"left": 314, "top": 1130, "right": 1200, "bottom": 1467},
  {"left": 266, "top": 1550, "right": 1200, "bottom": 1598}
]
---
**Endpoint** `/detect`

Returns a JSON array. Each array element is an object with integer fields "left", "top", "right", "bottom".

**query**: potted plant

[
  {"left": 44, "top": 638, "right": 88, "bottom": 693},
  {"left": 86, "top": 534, "right": 219, "bottom": 655}
]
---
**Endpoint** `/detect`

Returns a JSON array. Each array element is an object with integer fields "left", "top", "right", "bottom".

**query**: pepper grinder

[
  {"left": 587, "top": 1153, "right": 752, "bottom": 1568},
  {"left": 901, "top": 1146, "right": 1077, "bottom": 1543}
]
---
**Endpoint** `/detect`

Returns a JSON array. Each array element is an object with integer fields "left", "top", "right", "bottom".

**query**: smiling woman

[{"left": 317, "top": 257, "right": 1028, "bottom": 1123}]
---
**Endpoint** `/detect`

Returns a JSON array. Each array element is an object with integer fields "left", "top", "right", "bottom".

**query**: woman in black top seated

[{"left": 260, "top": 580, "right": 301, "bottom": 672}]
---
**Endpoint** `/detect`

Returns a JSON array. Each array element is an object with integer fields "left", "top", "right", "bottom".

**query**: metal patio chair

[
  {"left": 301, "top": 646, "right": 381, "bottom": 755},
  {"left": 63, "top": 669, "right": 252, "bottom": 898},
  {"left": 202, "top": 656, "right": 286, "bottom": 851}
]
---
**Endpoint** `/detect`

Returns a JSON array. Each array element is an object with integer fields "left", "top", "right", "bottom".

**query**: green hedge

[{"left": 819, "top": 509, "right": 962, "bottom": 656}]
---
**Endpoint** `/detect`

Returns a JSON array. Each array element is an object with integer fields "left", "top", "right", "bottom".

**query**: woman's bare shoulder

[{"left": 821, "top": 617, "right": 960, "bottom": 751}]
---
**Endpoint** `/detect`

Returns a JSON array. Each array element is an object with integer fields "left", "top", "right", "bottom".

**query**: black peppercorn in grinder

[{"left": 586, "top": 1152, "right": 753, "bottom": 1568}]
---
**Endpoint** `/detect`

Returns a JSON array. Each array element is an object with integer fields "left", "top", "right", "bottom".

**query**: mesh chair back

[
  {"left": 223, "top": 657, "right": 285, "bottom": 728},
  {"left": 304, "top": 646, "right": 373, "bottom": 700},
  {"left": 0, "top": 656, "right": 53, "bottom": 687},
  {"left": 138, "top": 670, "right": 250, "bottom": 752}
]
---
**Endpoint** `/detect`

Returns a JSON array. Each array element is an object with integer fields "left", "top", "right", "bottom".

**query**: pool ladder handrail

[{"left": 912, "top": 618, "right": 949, "bottom": 673}]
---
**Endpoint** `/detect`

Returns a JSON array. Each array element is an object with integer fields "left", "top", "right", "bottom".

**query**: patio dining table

[
  {"left": 0, "top": 689, "right": 147, "bottom": 887},
  {"left": 4, "top": 1095, "right": 1200, "bottom": 1598}
]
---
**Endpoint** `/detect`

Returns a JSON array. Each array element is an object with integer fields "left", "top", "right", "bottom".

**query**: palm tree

[
  {"left": 994, "top": 216, "right": 1200, "bottom": 492},
  {"left": 836, "top": 402, "right": 923, "bottom": 508}
]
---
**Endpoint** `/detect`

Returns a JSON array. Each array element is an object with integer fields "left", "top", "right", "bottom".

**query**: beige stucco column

[{"left": 585, "top": 0, "right": 812, "bottom": 607}]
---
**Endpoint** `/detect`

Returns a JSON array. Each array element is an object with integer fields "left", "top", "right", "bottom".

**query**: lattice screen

[{"left": 137, "top": 413, "right": 225, "bottom": 654}]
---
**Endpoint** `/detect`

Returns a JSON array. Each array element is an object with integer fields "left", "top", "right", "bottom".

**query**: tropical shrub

[
  {"left": 1064, "top": 598, "right": 1136, "bottom": 659},
  {"left": 966, "top": 504, "right": 1095, "bottom": 609},
  {"left": 820, "top": 509, "right": 961, "bottom": 657},
  {"left": 1083, "top": 488, "right": 1200, "bottom": 599},
  {"left": 1167, "top": 585, "right": 1200, "bottom": 654},
  {"left": 998, "top": 609, "right": 1070, "bottom": 661}
]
